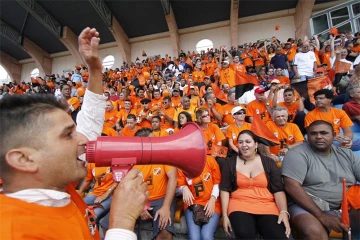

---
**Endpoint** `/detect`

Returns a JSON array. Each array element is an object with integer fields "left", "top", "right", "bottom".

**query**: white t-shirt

[
  {"left": 354, "top": 55, "right": 360, "bottom": 66},
  {"left": 293, "top": 51, "right": 316, "bottom": 76}
]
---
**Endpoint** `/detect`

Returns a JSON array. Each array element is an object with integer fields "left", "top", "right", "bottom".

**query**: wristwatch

[{"left": 265, "top": 102, "right": 270, "bottom": 106}]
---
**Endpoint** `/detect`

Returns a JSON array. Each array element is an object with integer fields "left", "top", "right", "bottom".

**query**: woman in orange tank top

[{"left": 220, "top": 130, "right": 291, "bottom": 239}]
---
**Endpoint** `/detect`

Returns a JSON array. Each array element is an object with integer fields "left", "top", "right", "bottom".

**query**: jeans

[
  {"left": 84, "top": 194, "right": 112, "bottom": 219},
  {"left": 185, "top": 208, "right": 220, "bottom": 240}
]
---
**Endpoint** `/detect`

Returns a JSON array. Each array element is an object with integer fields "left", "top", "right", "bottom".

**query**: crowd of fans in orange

[{"left": 1, "top": 27, "right": 360, "bottom": 240}]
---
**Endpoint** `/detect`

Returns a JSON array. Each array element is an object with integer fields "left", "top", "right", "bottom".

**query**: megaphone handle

[{"left": 112, "top": 165, "right": 151, "bottom": 212}]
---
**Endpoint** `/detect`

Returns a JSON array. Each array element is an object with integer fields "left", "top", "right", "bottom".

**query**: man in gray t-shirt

[{"left": 282, "top": 120, "right": 360, "bottom": 239}]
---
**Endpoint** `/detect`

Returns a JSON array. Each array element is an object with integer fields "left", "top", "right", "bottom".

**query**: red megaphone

[{"left": 86, "top": 123, "right": 206, "bottom": 182}]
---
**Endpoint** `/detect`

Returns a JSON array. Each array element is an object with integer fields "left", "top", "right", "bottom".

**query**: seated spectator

[
  {"left": 137, "top": 98, "right": 153, "bottom": 128},
  {"left": 173, "top": 96, "right": 197, "bottom": 128},
  {"left": 60, "top": 83, "right": 80, "bottom": 123},
  {"left": 134, "top": 128, "right": 177, "bottom": 240},
  {"left": 222, "top": 89, "right": 243, "bottom": 126},
  {"left": 178, "top": 155, "right": 221, "bottom": 240},
  {"left": 342, "top": 86, "right": 360, "bottom": 125},
  {"left": 266, "top": 107, "right": 304, "bottom": 163},
  {"left": 273, "top": 88, "right": 306, "bottom": 134},
  {"left": 115, "top": 99, "right": 137, "bottom": 132},
  {"left": 246, "top": 87, "right": 272, "bottom": 123},
  {"left": 203, "top": 93, "right": 224, "bottom": 125},
  {"left": 220, "top": 130, "right": 290, "bottom": 239},
  {"left": 104, "top": 100, "right": 118, "bottom": 128},
  {"left": 196, "top": 107, "right": 226, "bottom": 169},
  {"left": 151, "top": 116, "right": 169, "bottom": 137},
  {"left": 226, "top": 106, "right": 252, "bottom": 155},
  {"left": 282, "top": 120, "right": 360, "bottom": 239},
  {"left": 154, "top": 96, "right": 175, "bottom": 132},
  {"left": 274, "top": 68, "right": 290, "bottom": 85},
  {"left": 119, "top": 114, "right": 140, "bottom": 136},
  {"left": 78, "top": 163, "right": 117, "bottom": 223},
  {"left": 174, "top": 111, "right": 193, "bottom": 133},
  {"left": 305, "top": 89, "right": 360, "bottom": 151}
]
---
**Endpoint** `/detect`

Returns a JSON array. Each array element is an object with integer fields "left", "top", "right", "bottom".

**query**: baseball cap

[
  {"left": 231, "top": 106, "right": 245, "bottom": 116},
  {"left": 254, "top": 87, "right": 266, "bottom": 94},
  {"left": 222, "top": 60, "right": 229, "bottom": 65}
]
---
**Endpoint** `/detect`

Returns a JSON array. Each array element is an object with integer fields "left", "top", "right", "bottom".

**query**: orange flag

[
  {"left": 251, "top": 114, "right": 280, "bottom": 146},
  {"left": 307, "top": 75, "right": 329, "bottom": 105},
  {"left": 212, "top": 83, "right": 228, "bottom": 104},
  {"left": 235, "top": 71, "right": 259, "bottom": 99},
  {"left": 335, "top": 61, "right": 352, "bottom": 73},
  {"left": 185, "top": 57, "right": 194, "bottom": 69},
  {"left": 275, "top": 25, "right": 280, "bottom": 31}
]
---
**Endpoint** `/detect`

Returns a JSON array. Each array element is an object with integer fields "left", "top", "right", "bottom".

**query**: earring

[{"left": 255, "top": 148, "right": 258, "bottom": 153}]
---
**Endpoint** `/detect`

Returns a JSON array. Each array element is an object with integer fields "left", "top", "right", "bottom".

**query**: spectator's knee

[{"left": 300, "top": 223, "right": 327, "bottom": 239}]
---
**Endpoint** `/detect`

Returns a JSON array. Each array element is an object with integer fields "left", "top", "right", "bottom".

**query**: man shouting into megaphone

[{"left": 0, "top": 28, "right": 148, "bottom": 240}]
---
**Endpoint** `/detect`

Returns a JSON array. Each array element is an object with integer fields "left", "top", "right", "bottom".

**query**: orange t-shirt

[
  {"left": 220, "top": 67, "right": 235, "bottom": 88},
  {"left": 231, "top": 63, "right": 246, "bottom": 73},
  {"left": 314, "top": 50, "right": 321, "bottom": 67},
  {"left": 136, "top": 109, "right": 153, "bottom": 128},
  {"left": 203, "top": 103, "right": 225, "bottom": 125},
  {"left": 85, "top": 164, "right": 113, "bottom": 197},
  {"left": 304, "top": 108, "right": 354, "bottom": 135},
  {"left": 225, "top": 122, "right": 253, "bottom": 148},
  {"left": 177, "top": 155, "right": 221, "bottom": 214},
  {"left": 278, "top": 102, "right": 299, "bottom": 122},
  {"left": 152, "top": 129, "right": 169, "bottom": 137},
  {"left": 246, "top": 100, "right": 271, "bottom": 123},
  {"left": 121, "top": 125, "right": 141, "bottom": 136},
  {"left": 192, "top": 70, "right": 206, "bottom": 83},
  {"left": 205, "top": 62, "right": 217, "bottom": 76},
  {"left": 202, "top": 123, "right": 226, "bottom": 155},
  {"left": 241, "top": 52, "right": 253, "bottom": 67},
  {"left": 0, "top": 194, "right": 100, "bottom": 240},
  {"left": 158, "top": 107, "right": 175, "bottom": 130},
  {"left": 351, "top": 45, "right": 360, "bottom": 53},
  {"left": 116, "top": 109, "right": 137, "bottom": 126},
  {"left": 133, "top": 165, "right": 174, "bottom": 201},
  {"left": 151, "top": 97, "right": 163, "bottom": 111},
  {"left": 286, "top": 45, "right": 297, "bottom": 62},
  {"left": 265, "top": 121, "right": 304, "bottom": 155},
  {"left": 68, "top": 97, "right": 81, "bottom": 111},
  {"left": 171, "top": 96, "right": 182, "bottom": 108},
  {"left": 277, "top": 76, "right": 290, "bottom": 85},
  {"left": 102, "top": 126, "right": 119, "bottom": 136},
  {"left": 116, "top": 99, "right": 125, "bottom": 111},
  {"left": 222, "top": 103, "right": 237, "bottom": 125},
  {"left": 129, "top": 96, "right": 144, "bottom": 111},
  {"left": 104, "top": 109, "right": 118, "bottom": 128},
  {"left": 173, "top": 105, "right": 197, "bottom": 122}
]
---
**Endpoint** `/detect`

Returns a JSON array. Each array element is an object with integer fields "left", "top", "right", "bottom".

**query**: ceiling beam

[
  {"left": 16, "top": 0, "right": 84, "bottom": 64},
  {"left": 160, "top": 0, "right": 170, "bottom": 15},
  {"left": 0, "top": 20, "right": 23, "bottom": 47},
  {"left": 23, "top": 37, "right": 52, "bottom": 76},
  {"left": 164, "top": 5, "right": 180, "bottom": 57},
  {"left": 89, "top": 0, "right": 131, "bottom": 63},
  {"left": 16, "top": 0, "right": 62, "bottom": 37},
  {"left": 230, "top": 0, "right": 239, "bottom": 48},
  {"left": 294, "top": 0, "right": 315, "bottom": 40}
]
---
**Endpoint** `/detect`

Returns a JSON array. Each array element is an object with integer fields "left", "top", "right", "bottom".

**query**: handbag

[{"left": 192, "top": 204, "right": 210, "bottom": 226}]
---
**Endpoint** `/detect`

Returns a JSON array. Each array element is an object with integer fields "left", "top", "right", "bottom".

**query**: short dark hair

[
  {"left": 60, "top": 84, "right": 71, "bottom": 91},
  {"left": 152, "top": 116, "right": 161, "bottom": 122},
  {"left": 314, "top": 89, "right": 334, "bottom": 99},
  {"left": 154, "top": 89, "right": 161, "bottom": 94},
  {"left": 307, "top": 120, "right": 335, "bottom": 135},
  {"left": 127, "top": 114, "right": 136, "bottom": 121},
  {"left": 0, "top": 94, "right": 67, "bottom": 179},
  {"left": 284, "top": 88, "right": 295, "bottom": 95},
  {"left": 135, "top": 128, "right": 152, "bottom": 137}
]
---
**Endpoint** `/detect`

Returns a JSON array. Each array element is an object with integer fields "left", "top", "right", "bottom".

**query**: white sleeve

[
  {"left": 211, "top": 184, "right": 219, "bottom": 199},
  {"left": 293, "top": 54, "right": 298, "bottom": 65},
  {"left": 76, "top": 90, "right": 107, "bottom": 141},
  {"left": 104, "top": 229, "right": 137, "bottom": 240},
  {"left": 330, "top": 56, "right": 336, "bottom": 68},
  {"left": 354, "top": 55, "right": 360, "bottom": 66}
]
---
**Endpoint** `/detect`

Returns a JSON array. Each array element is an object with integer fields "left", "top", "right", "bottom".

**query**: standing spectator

[
  {"left": 71, "top": 69, "right": 83, "bottom": 83},
  {"left": 293, "top": 41, "right": 317, "bottom": 81},
  {"left": 270, "top": 47, "right": 291, "bottom": 78}
]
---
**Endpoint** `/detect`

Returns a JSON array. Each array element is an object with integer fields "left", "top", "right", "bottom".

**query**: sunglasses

[
  {"left": 201, "top": 114, "right": 210, "bottom": 118},
  {"left": 233, "top": 111, "right": 245, "bottom": 115}
]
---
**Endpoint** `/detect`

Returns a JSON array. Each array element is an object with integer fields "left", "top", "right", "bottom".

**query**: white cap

[{"left": 231, "top": 106, "right": 244, "bottom": 116}]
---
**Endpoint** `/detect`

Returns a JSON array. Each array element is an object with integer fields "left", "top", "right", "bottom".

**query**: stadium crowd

[{"left": 1, "top": 26, "right": 360, "bottom": 240}]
